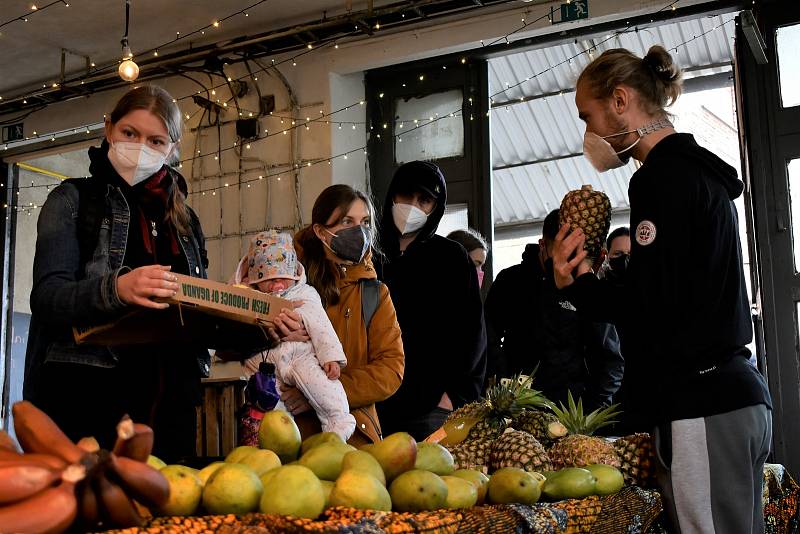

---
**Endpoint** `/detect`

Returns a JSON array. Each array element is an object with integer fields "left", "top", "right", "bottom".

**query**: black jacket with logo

[
  {"left": 485, "top": 244, "right": 623, "bottom": 411},
  {"left": 567, "top": 133, "right": 771, "bottom": 428}
]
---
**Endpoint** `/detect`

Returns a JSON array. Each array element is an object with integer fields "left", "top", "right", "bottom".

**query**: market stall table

[{"left": 98, "top": 464, "right": 800, "bottom": 534}]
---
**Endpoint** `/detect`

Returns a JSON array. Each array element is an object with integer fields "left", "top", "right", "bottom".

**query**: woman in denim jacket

[{"left": 22, "top": 86, "right": 210, "bottom": 462}]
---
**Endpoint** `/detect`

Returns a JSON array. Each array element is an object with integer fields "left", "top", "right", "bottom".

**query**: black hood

[
  {"left": 380, "top": 161, "right": 447, "bottom": 254},
  {"left": 521, "top": 243, "right": 539, "bottom": 265},
  {"left": 520, "top": 242, "right": 548, "bottom": 279},
  {"left": 88, "top": 140, "right": 189, "bottom": 196},
  {"left": 647, "top": 133, "right": 743, "bottom": 200}
]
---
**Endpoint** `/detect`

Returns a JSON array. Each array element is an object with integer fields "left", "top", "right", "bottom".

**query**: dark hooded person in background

[
  {"left": 600, "top": 226, "right": 631, "bottom": 283},
  {"left": 375, "top": 161, "right": 486, "bottom": 440},
  {"left": 447, "top": 228, "right": 489, "bottom": 289},
  {"left": 484, "top": 209, "right": 623, "bottom": 411}
]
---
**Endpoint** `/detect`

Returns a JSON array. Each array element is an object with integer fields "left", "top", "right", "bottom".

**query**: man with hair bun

[{"left": 553, "top": 46, "right": 772, "bottom": 533}]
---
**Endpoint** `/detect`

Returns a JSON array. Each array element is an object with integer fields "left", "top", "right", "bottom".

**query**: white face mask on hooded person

[
  {"left": 108, "top": 141, "right": 170, "bottom": 186},
  {"left": 583, "top": 117, "right": 673, "bottom": 173},
  {"left": 392, "top": 203, "right": 428, "bottom": 236}
]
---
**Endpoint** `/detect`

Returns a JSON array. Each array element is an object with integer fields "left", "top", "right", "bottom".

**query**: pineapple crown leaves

[
  {"left": 550, "top": 391, "right": 621, "bottom": 436},
  {"left": 517, "top": 388, "right": 555, "bottom": 411},
  {"left": 486, "top": 369, "right": 555, "bottom": 418}
]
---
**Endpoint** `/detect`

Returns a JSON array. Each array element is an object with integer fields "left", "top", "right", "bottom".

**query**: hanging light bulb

[
  {"left": 119, "top": 46, "right": 139, "bottom": 81},
  {"left": 118, "top": 0, "right": 138, "bottom": 82}
]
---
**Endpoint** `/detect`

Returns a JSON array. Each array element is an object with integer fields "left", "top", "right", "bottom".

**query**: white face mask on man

[
  {"left": 108, "top": 141, "right": 170, "bottom": 186},
  {"left": 392, "top": 203, "right": 428, "bottom": 235},
  {"left": 582, "top": 117, "right": 673, "bottom": 173}
]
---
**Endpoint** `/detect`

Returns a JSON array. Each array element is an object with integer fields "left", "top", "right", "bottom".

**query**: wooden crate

[{"left": 195, "top": 378, "right": 247, "bottom": 457}]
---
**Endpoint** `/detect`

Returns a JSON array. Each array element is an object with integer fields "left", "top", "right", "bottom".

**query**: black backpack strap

[
  {"left": 360, "top": 279, "right": 382, "bottom": 330},
  {"left": 64, "top": 177, "right": 105, "bottom": 270}
]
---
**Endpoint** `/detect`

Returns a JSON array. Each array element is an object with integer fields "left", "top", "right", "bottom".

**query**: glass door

[{"left": 735, "top": 3, "right": 800, "bottom": 475}]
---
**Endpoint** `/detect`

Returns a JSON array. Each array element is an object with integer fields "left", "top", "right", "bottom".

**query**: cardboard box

[{"left": 73, "top": 274, "right": 292, "bottom": 354}]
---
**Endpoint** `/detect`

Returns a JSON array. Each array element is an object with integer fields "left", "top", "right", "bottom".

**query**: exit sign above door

[{"left": 557, "top": 0, "right": 588, "bottom": 23}]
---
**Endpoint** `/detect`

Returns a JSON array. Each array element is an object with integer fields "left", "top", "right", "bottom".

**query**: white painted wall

[{"left": 2, "top": 0, "right": 721, "bottom": 283}]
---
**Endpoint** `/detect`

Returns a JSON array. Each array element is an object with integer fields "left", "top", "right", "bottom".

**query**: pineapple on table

[
  {"left": 548, "top": 392, "right": 621, "bottom": 469},
  {"left": 559, "top": 184, "right": 612, "bottom": 261},
  {"left": 511, "top": 409, "right": 568, "bottom": 447},
  {"left": 449, "top": 439, "right": 493, "bottom": 474},
  {"left": 440, "top": 371, "right": 551, "bottom": 446},
  {"left": 490, "top": 430, "right": 553, "bottom": 473},
  {"left": 440, "top": 372, "right": 552, "bottom": 472},
  {"left": 614, "top": 432, "right": 657, "bottom": 487}
]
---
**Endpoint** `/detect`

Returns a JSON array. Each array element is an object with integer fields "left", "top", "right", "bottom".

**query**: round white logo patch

[{"left": 636, "top": 220, "right": 657, "bottom": 246}]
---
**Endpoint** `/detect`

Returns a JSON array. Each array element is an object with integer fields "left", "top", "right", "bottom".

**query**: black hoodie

[
  {"left": 484, "top": 243, "right": 623, "bottom": 411},
  {"left": 567, "top": 133, "right": 771, "bottom": 428},
  {"left": 375, "top": 162, "right": 486, "bottom": 421}
]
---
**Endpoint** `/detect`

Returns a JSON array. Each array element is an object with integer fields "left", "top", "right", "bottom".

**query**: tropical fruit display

[
  {"left": 0, "top": 388, "right": 662, "bottom": 532},
  {"left": 5, "top": 393, "right": 651, "bottom": 532},
  {"left": 0, "top": 402, "right": 169, "bottom": 534},
  {"left": 559, "top": 184, "right": 612, "bottom": 260}
]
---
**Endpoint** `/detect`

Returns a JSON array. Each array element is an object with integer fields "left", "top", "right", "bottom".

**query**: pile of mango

[{"left": 147, "top": 410, "right": 624, "bottom": 519}]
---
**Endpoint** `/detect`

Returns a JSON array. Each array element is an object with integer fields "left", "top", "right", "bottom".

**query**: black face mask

[
  {"left": 608, "top": 254, "right": 630, "bottom": 275},
  {"left": 326, "top": 225, "right": 370, "bottom": 263}
]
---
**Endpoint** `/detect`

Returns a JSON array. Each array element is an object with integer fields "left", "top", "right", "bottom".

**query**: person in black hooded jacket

[
  {"left": 555, "top": 46, "right": 771, "bottom": 534},
  {"left": 375, "top": 161, "right": 486, "bottom": 441},
  {"left": 484, "top": 209, "right": 623, "bottom": 411}
]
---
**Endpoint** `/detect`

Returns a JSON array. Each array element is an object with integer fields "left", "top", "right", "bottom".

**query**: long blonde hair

[{"left": 109, "top": 85, "right": 190, "bottom": 233}]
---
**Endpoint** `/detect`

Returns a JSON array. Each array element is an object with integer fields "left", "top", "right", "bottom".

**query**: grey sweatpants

[{"left": 654, "top": 404, "right": 772, "bottom": 534}]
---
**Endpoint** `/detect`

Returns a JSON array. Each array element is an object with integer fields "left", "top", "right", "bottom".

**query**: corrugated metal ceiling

[{"left": 488, "top": 12, "right": 737, "bottom": 229}]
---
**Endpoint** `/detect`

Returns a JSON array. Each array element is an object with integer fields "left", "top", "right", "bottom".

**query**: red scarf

[{"left": 136, "top": 168, "right": 180, "bottom": 258}]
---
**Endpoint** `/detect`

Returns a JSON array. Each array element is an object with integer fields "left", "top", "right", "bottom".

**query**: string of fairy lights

[
  {"left": 1, "top": 0, "right": 555, "bottom": 151},
  {"left": 9, "top": 4, "right": 730, "bottom": 212},
  {"left": 3, "top": 0, "right": 737, "bottom": 214},
  {"left": 2, "top": 0, "right": 684, "bottom": 151},
  {"left": 0, "top": 0, "right": 647, "bottom": 125},
  {"left": 0, "top": 0, "right": 274, "bottom": 103},
  {"left": 0, "top": 0, "right": 70, "bottom": 30}
]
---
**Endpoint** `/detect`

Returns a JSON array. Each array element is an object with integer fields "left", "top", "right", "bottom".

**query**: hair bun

[
  {"left": 643, "top": 54, "right": 667, "bottom": 74},
  {"left": 643, "top": 45, "right": 679, "bottom": 81}
]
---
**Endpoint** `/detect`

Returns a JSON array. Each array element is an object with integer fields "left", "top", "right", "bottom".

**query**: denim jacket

[{"left": 23, "top": 171, "right": 210, "bottom": 400}]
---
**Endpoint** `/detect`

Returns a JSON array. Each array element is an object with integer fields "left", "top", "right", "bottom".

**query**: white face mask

[
  {"left": 108, "top": 141, "right": 169, "bottom": 186},
  {"left": 392, "top": 203, "right": 428, "bottom": 235},
  {"left": 582, "top": 117, "right": 673, "bottom": 173}
]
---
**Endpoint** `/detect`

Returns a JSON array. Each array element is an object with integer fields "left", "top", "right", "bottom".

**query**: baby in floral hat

[{"left": 231, "top": 230, "right": 355, "bottom": 440}]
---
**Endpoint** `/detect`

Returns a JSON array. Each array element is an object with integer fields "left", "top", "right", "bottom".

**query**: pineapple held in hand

[
  {"left": 548, "top": 392, "right": 621, "bottom": 470},
  {"left": 559, "top": 184, "right": 611, "bottom": 260}
]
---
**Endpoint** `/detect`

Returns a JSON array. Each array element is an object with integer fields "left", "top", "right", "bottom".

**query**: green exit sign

[{"left": 559, "top": 0, "right": 588, "bottom": 23}]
